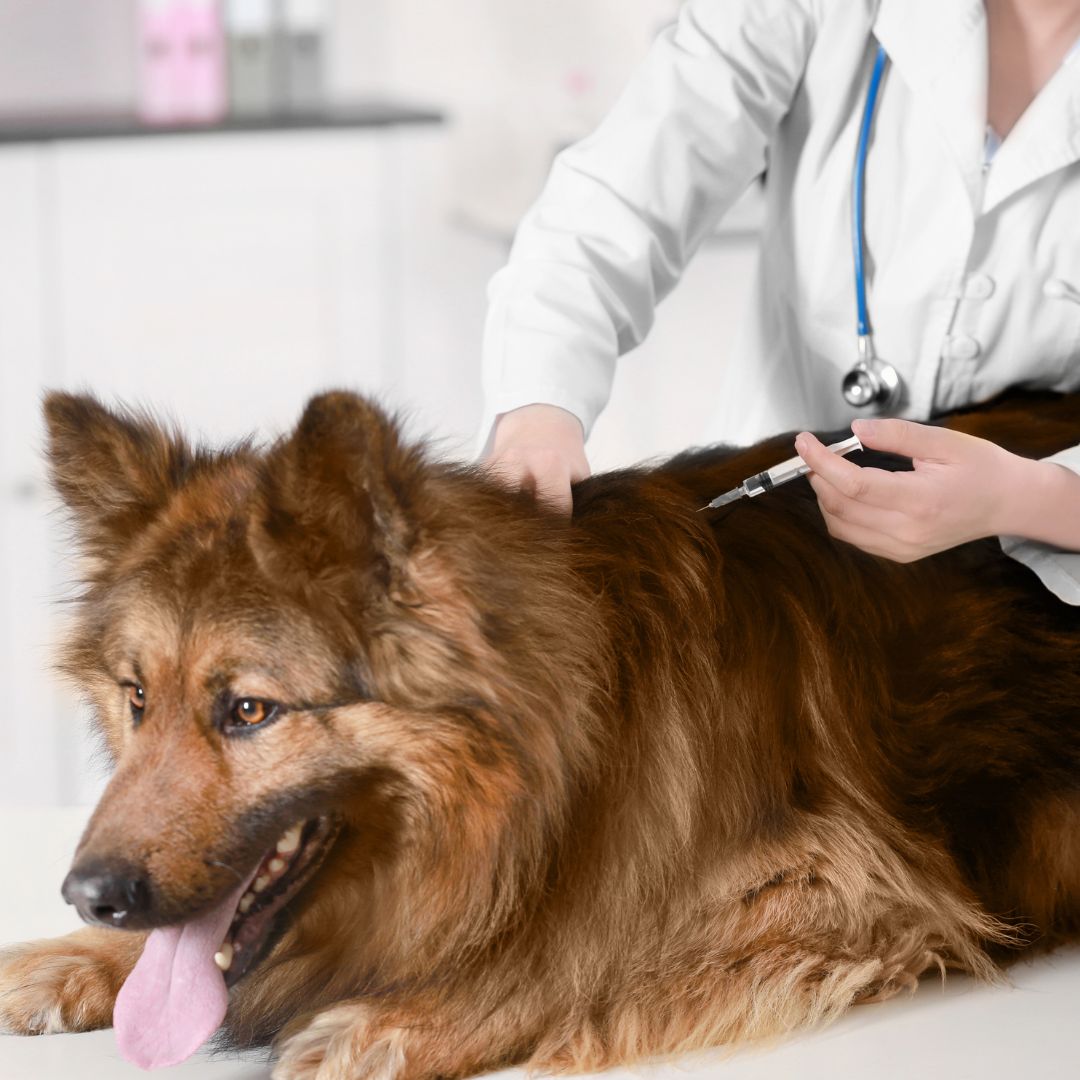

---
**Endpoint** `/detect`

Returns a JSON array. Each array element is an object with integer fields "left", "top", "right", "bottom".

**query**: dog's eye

[
  {"left": 126, "top": 684, "right": 145, "bottom": 724},
  {"left": 229, "top": 698, "right": 278, "bottom": 729}
]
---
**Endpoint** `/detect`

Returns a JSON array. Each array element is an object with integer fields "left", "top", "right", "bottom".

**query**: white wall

[
  {"left": 331, "top": 0, "right": 681, "bottom": 233},
  {"left": 0, "top": 0, "right": 136, "bottom": 115}
]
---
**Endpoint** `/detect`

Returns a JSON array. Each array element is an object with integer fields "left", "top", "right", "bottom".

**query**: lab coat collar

[
  {"left": 982, "top": 48, "right": 1080, "bottom": 213},
  {"left": 874, "top": 0, "right": 987, "bottom": 213},
  {"left": 874, "top": 0, "right": 1080, "bottom": 214}
]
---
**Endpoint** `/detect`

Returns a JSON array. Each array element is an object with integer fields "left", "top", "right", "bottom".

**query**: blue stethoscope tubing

[
  {"left": 843, "top": 42, "right": 903, "bottom": 409},
  {"left": 853, "top": 43, "right": 888, "bottom": 340}
]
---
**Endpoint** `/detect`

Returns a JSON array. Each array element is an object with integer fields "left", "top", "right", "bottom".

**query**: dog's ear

[
  {"left": 249, "top": 391, "right": 423, "bottom": 602},
  {"left": 43, "top": 392, "right": 189, "bottom": 558}
]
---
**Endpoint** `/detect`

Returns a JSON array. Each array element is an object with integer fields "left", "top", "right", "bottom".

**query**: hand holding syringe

[{"left": 699, "top": 434, "right": 863, "bottom": 510}]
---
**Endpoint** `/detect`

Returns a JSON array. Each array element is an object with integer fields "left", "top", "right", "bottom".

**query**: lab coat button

[
  {"left": 1044, "top": 278, "right": 1080, "bottom": 302},
  {"left": 964, "top": 274, "right": 994, "bottom": 299},
  {"left": 943, "top": 334, "right": 980, "bottom": 360}
]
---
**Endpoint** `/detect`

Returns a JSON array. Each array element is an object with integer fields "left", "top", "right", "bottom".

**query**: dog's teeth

[
  {"left": 254, "top": 874, "right": 271, "bottom": 893},
  {"left": 276, "top": 825, "right": 302, "bottom": 855},
  {"left": 213, "top": 943, "right": 234, "bottom": 972},
  {"left": 268, "top": 857, "right": 286, "bottom": 873},
  {"left": 238, "top": 892, "right": 254, "bottom": 914}
]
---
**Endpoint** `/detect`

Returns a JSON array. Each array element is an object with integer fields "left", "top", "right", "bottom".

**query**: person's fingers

[
  {"left": 807, "top": 474, "right": 911, "bottom": 536},
  {"left": 795, "top": 432, "right": 912, "bottom": 510},
  {"left": 534, "top": 474, "right": 574, "bottom": 515},
  {"left": 815, "top": 502, "right": 921, "bottom": 562},
  {"left": 521, "top": 451, "right": 578, "bottom": 515},
  {"left": 850, "top": 417, "right": 961, "bottom": 464},
  {"left": 483, "top": 453, "right": 530, "bottom": 491},
  {"left": 483, "top": 451, "right": 575, "bottom": 516},
  {"left": 568, "top": 456, "right": 591, "bottom": 486}
]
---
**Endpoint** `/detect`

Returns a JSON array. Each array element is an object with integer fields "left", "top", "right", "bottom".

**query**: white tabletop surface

[{"left": 2, "top": 806, "right": 1079, "bottom": 1080}]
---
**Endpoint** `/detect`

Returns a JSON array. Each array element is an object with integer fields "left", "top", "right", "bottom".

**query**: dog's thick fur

[{"left": 1, "top": 389, "right": 1079, "bottom": 1079}]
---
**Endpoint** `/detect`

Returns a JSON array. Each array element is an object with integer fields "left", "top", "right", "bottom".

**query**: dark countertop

[{"left": 0, "top": 102, "right": 444, "bottom": 145}]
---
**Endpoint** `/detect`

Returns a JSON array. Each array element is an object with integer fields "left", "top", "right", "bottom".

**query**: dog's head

[{"left": 45, "top": 390, "right": 595, "bottom": 998}]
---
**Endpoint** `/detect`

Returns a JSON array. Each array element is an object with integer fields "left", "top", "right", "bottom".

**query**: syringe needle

[{"left": 698, "top": 486, "right": 746, "bottom": 511}]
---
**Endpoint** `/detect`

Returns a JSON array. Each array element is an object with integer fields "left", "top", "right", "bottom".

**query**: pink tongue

[{"left": 113, "top": 874, "right": 253, "bottom": 1070}]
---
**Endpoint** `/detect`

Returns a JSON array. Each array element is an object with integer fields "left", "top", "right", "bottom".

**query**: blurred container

[
  {"left": 137, "top": 0, "right": 227, "bottom": 124},
  {"left": 224, "top": 0, "right": 281, "bottom": 116},
  {"left": 281, "top": 0, "right": 326, "bottom": 113},
  {"left": 137, "top": 0, "right": 175, "bottom": 121}
]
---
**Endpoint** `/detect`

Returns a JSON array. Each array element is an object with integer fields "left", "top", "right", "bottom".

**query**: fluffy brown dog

[{"left": 1, "top": 389, "right": 1079, "bottom": 1078}]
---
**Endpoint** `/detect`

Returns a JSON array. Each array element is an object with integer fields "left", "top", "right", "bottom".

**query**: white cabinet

[
  {"left": 50, "top": 134, "right": 393, "bottom": 445},
  {"left": 0, "top": 152, "right": 71, "bottom": 805},
  {"left": 0, "top": 152, "right": 49, "bottom": 490}
]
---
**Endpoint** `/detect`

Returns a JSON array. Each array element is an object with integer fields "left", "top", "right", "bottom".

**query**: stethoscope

[{"left": 842, "top": 43, "right": 904, "bottom": 410}]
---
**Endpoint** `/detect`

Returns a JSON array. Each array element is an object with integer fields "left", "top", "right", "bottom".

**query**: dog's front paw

[
  {"left": 273, "top": 1003, "right": 406, "bottom": 1080},
  {"left": 0, "top": 929, "right": 143, "bottom": 1036}
]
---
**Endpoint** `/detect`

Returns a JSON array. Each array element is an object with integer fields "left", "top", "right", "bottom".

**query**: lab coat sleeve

[
  {"left": 479, "top": 0, "right": 820, "bottom": 454},
  {"left": 999, "top": 445, "right": 1080, "bottom": 605}
]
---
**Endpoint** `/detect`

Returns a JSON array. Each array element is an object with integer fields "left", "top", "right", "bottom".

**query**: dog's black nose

[{"left": 61, "top": 862, "right": 150, "bottom": 928}]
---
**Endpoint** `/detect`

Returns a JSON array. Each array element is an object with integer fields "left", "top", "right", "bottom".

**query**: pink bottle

[
  {"left": 137, "top": 0, "right": 178, "bottom": 123},
  {"left": 137, "top": 0, "right": 226, "bottom": 124},
  {"left": 177, "top": 0, "right": 227, "bottom": 122}
]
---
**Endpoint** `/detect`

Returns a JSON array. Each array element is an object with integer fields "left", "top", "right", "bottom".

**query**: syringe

[{"left": 699, "top": 434, "right": 863, "bottom": 511}]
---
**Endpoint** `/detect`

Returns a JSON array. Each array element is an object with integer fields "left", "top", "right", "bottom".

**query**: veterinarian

[{"left": 480, "top": 0, "right": 1080, "bottom": 604}]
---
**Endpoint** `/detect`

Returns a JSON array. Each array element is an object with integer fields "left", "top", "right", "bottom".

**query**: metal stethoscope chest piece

[{"left": 843, "top": 42, "right": 904, "bottom": 411}]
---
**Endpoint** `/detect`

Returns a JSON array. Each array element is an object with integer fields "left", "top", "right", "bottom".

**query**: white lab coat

[{"left": 481, "top": 0, "right": 1080, "bottom": 603}]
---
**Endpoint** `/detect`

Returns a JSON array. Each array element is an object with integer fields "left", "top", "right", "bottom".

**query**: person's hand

[
  {"left": 794, "top": 418, "right": 1040, "bottom": 563},
  {"left": 484, "top": 404, "right": 590, "bottom": 516}
]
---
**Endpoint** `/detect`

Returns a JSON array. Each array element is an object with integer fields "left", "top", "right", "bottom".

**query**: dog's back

[{"left": 567, "top": 389, "right": 1080, "bottom": 985}]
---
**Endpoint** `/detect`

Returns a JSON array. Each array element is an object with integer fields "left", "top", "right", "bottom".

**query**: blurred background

[{"left": 0, "top": 0, "right": 763, "bottom": 807}]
